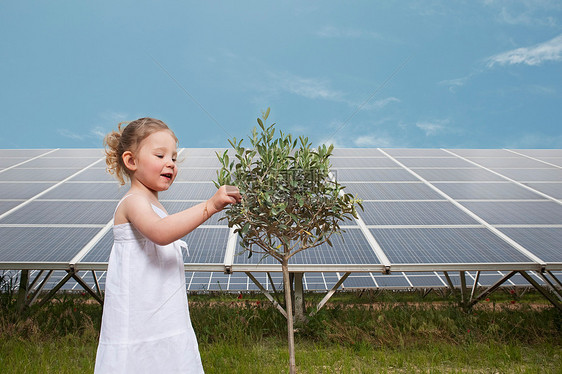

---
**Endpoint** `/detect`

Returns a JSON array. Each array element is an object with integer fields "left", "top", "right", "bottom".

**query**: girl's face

[{"left": 130, "top": 130, "right": 178, "bottom": 193}]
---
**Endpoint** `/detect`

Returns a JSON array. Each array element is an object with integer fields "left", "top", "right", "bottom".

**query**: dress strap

[
  {"left": 176, "top": 239, "right": 189, "bottom": 257},
  {"left": 114, "top": 194, "right": 135, "bottom": 216}
]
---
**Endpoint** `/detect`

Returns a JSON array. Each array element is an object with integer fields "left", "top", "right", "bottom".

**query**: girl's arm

[{"left": 122, "top": 185, "right": 241, "bottom": 246}]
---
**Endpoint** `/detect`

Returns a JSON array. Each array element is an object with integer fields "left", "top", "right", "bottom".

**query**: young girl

[{"left": 95, "top": 118, "right": 241, "bottom": 373}]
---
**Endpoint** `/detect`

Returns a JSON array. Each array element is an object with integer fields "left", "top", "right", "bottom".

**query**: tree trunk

[{"left": 282, "top": 259, "right": 296, "bottom": 374}]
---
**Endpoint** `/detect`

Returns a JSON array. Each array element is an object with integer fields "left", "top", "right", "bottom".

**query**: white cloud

[
  {"left": 438, "top": 75, "right": 473, "bottom": 93},
  {"left": 90, "top": 127, "right": 107, "bottom": 139},
  {"left": 316, "top": 26, "right": 382, "bottom": 39},
  {"left": 359, "top": 97, "right": 401, "bottom": 110},
  {"left": 271, "top": 71, "right": 345, "bottom": 101},
  {"left": 57, "top": 129, "right": 86, "bottom": 141},
  {"left": 416, "top": 120, "right": 450, "bottom": 136},
  {"left": 487, "top": 34, "right": 562, "bottom": 67},
  {"left": 483, "top": 0, "right": 560, "bottom": 27},
  {"left": 353, "top": 135, "right": 394, "bottom": 147}
]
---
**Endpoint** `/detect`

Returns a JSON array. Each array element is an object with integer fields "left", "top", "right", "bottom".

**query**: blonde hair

[{"left": 104, "top": 117, "right": 178, "bottom": 185}]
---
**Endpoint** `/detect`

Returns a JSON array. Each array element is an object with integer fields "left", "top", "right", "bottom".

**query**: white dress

[{"left": 94, "top": 196, "right": 204, "bottom": 373}]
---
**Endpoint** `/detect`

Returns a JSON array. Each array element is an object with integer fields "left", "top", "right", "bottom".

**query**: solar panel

[
  {"left": 465, "top": 157, "right": 555, "bottom": 169},
  {"left": 233, "top": 228, "right": 379, "bottom": 266},
  {"left": 331, "top": 157, "right": 398, "bottom": 168},
  {"left": 370, "top": 227, "right": 533, "bottom": 265},
  {"left": 411, "top": 168, "right": 505, "bottom": 182},
  {"left": 159, "top": 182, "right": 216, "bottom": 200},
  {"left": 0, "top": 168, "right": 83, "bottom": 181},
  {"left": 343, "top": 182, "right": 444, "bottom": 200},
  {"left": 1, "top": 147, "right": 561, "bottom": 298},
  {"left": 489, "top": 169, "right": 562, "bottom": 182},
  {"left": 1, "top": 182, "right": 57, "bottom": 199},
  {"left": 433, "top": 182, "right": 545, "bottom": 200},
  {"left": 523, "top": 183, "right": 562, "bottom": 199},
  {"left": 459, "top": 201, "right": 562, "bottom": 225},
  {"left": 2, "top": 201, "right": 115, "bottom": 224},
  {"left": 394, "top": 157, "right": 474, "bottom": 168},
  {"left": 0, "top": 227, "right": 100, "bottom": 265},
  {"left": 360, "top": 201, "right": 478, "bottom": 226},
  {"left": 337, "top": 168, "right": 418, "bottom": 182},
  {"left": 497, "top": 228, "right": 562, "bottom": 264},
  {"left": 41, "top": 182, "right": 126, "bottom": 200}
]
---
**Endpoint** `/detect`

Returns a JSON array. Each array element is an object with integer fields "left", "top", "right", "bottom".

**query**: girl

[{"left": 95, "top": 118, "right": 241, "bottom": 373}]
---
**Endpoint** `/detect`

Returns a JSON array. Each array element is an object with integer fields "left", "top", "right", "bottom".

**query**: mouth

[{"left": 161, "top": 173, "right": 173, "bottom": 181}]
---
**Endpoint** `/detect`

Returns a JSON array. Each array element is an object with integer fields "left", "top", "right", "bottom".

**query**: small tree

[{"left": 215, "top": 109, "right": 362, "bottom": 373}]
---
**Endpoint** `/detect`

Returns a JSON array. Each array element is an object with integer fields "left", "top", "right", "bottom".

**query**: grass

[{"left": 0, "top": 289, "right": 561, "bottom": 373}]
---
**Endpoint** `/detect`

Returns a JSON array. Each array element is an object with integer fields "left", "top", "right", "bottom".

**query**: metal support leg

[
  {"left": 91, "top": 270, "right": 103, "bottom": 301},
  {"left": 470, "top": 271, "right": 481, "bottom": 302},
  {"left": 71, "top": 272, "right": 103, "bottom": 304},
  {"left": 16, "top": 269, "right": 29, "bottom": 312},
  {"left": 468, "top": 271, "right": 517, "bottom": 309},
  {"left": 293, "top": 272, "right": 306, "bottom": 323},
  {"left": 546, "top": 271, "right": 562, "bottom": 290},
  {"left": 535, "top": 272, "right": 562, "bottom": 301},
  {"left": 267, "top": 272, "right": 282, "bottom": 306},
  {"left": 246, "top": 272, "right": 287, "bottom": 318},
  {"left": 28, "top": 270, "right": 45, "bottom": 292},
  {"left": 310, "top": 272, "right": 350, "bottom": 317},
  {"left": 28, "top": 270, "right": 54, "bottom": 306},
  {"left": 459, "top": 271, "right": 467, "bottom": 307},
  {"left": 443, "top": 271, "right": 455, "bottom": 292},
  {"left": 36, "top": 271, "right": 74, "bottom": 309},
  {"left": 519, "top": 271, "right": 562, "bottom": 312}
]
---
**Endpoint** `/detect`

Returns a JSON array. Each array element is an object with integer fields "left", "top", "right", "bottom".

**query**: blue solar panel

[
  {"left": 0, "top": 227, "right": 100, "bottom": 264},
  {"left": 498, "top": 228, "right": 562, "bottom": 263},
  {"left": 460, "top": 201, "right": 562, "bottom": 225},
  {"left": 412, "top": 168, "right": 505, "bottom": 182},
  {"left": 433, "top": 182, "right": 545, "bottom": 200},
  {"left": 234, "top": 228, "right": 380, "bottom": 265},
  {"left": 1, "top": 182, "right": 56, "bottom": 199},
  {"left": 360, "top": 201, "right": 478, "bottom": 226},
  {"left": 343, "top": 182, "right": 444, "bottom": 200},
  {"left": 338, "top": 168, "right": 418, "bottom": 182},
  {"left": 370, "top": 227, "right": 532, "bottom": 264},
  {"left": 523, "top": 183, "right": 562, "bottom": 199}
]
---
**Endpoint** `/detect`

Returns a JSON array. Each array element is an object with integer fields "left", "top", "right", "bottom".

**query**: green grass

[{"left": 1, "top": 290, "right": 561, "bottom": 373}]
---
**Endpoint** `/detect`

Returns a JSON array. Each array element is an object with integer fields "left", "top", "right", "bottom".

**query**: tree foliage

[{"left": 215, "top": 108, "right": 363, "bottom": 262}]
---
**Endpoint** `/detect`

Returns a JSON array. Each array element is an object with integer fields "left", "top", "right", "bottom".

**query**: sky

[{"left": 1, "top": 0, "right": 562, "bottom": 150}]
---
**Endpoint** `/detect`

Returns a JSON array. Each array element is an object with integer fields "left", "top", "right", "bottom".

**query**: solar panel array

[{"left": 1, "top": 148, "right": 561, "bottom": 293}]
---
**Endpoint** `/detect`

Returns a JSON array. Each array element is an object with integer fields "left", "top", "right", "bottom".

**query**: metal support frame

[
  {"left": 245, "top": 272, "right": 287, "bottom": 318},
  {"left": 27, "top": 270, "right": 54, "bottom": 306},
  {"left": 35, "top": 269, "right": 104, "bottom": 308},
  {"left": 266, "top": 272, "right": 283, "bottom": 306},
  {"left": 16, "top": 269, "right": 29, "bottom": 311},
  {"left": 469, "top": 271, "right": 481, "bottom": 302},
  {"left": 546, "top": 271, "right": 562, "bottom": 290},
  {"left": 310, "top": 272, "right": 351, "bottom": 317},
  {"left": 91, "top": 270, "right": 103, "bottom": 301},
  {"left": 468, "top": 271, "right": 517, "bottom": 309},
  {"left": 443, "top": 271, "right": 455, "bottom": 292},
  {"left": 459, "top": 271, "right": 467, "bottom": 307},
  {"left": 535, "top": 272, "right": 562, "bottom": 301},
  {"left": 519, "top": 271, "right": 562, "bottom": 312},
  {"left": 293, "top": 272, "right": 306, "bottom": 322}
]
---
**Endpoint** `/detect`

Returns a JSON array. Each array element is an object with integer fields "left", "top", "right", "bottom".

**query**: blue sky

[{"left": 1, "top": 1, "right": 561, "bottom": 149}]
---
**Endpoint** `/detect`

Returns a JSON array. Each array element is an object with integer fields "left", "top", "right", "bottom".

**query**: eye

[
  {"left": 156, "top": 155, "right": 164, "bottom": 159},
  {"left": 172, "top": 158, "right": 177, "bottom": 162}
]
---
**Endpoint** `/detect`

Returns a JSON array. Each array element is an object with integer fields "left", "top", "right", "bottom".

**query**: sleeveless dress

[{"left": 94, "top": 195, "right": 204, "bottom": 373}]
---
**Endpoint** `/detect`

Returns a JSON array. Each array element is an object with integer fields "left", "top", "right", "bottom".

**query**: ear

[{"left": 122, "top": 151, "right": 138, "bottom": 172}]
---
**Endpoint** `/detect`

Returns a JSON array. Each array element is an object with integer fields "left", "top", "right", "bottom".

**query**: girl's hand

[{"left": 208, "top": 185, "right": 242, "bottom": 214}]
